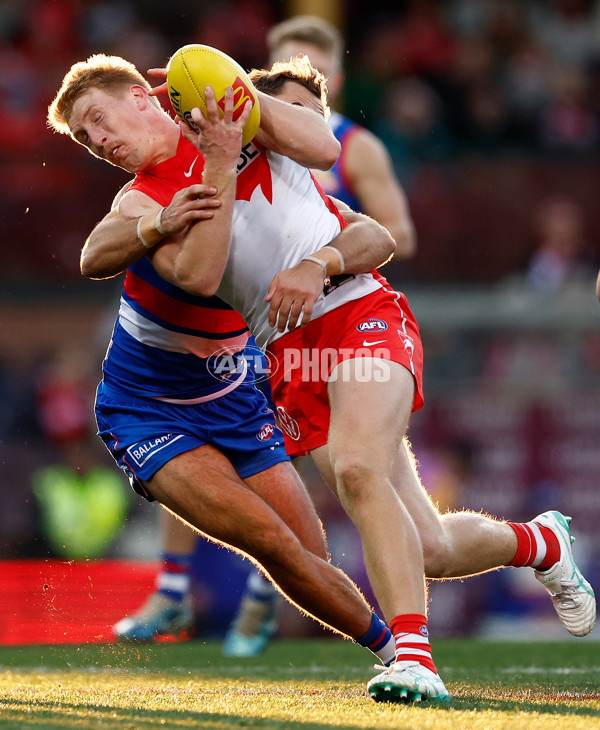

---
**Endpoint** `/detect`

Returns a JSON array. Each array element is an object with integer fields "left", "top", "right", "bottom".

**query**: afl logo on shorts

[
  {"left": 256, "top": 424, "right": 274, "bottom": 441},
  {"left": 276, "top": 406, "right": 301, "bottom": 441},
  {"left": 357, "top": 318, "right": 388, "bottom": 333}
]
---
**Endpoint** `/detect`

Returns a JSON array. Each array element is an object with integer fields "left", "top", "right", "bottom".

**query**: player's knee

[{"left": 332, "top": 454, "right": 379, "bottom": 504}]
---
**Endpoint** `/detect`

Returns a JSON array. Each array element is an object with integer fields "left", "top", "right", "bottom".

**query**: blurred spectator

[
  {"left": 0, "top": 43, "right": 40, "bottom": 150},
  {"left": 529, "top": 0, "right": 600, "bottom": 69},
  {"left": 485, "top": 0, "right": 529, "bottom": 61},
  {"left": 82, "top": 1, "right": 169, "bottom": 71},
  {"left": 438, "top": 34, "right": 497, "bottom": 137},
  {"left": 392, "top": 0, "right": 456, "bottom": 78},
  {"left": 500, "top": 37, "right": 554, "bottom": 145},
  {"left": 537, "top": 63, "right": 599, "bottom": 152},
  {"left": 374, "top": 76, "right": 455, "bottom": 189},
  {"left": 526, "top": 194, "right": 597, "bottom": 291},
  {"left": 30, "top": 341, "right": 129, "bottom": 559},
  {"left": 459, "top": 76, "right": 513, "bottom": 152},
  {"left": 342, "top": 21, "right": 401, "bottom": 130},
  {"left": 82, "top": 1, "right": 137, "bottom": 48},
  {"left": 192, "top": 0, "right": 276, "bottom": 70},
  {"left": 442, "top": 0, "right": 516, "bottom": 41},
  {"left": 33, "top": 340, "right": 95, "bottom": 453}
]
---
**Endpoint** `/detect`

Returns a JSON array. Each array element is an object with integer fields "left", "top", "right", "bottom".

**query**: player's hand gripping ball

[{"left": 167, "top": 44, "right": 261, "bottom": 146}]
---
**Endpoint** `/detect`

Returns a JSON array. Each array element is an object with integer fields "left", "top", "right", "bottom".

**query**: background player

[{"left": 268, "top": 15, "right": 416, "bottom": 259}]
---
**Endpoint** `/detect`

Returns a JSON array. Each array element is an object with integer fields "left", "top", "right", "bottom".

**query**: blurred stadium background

[{"left": 1, "top": 0, "right": 599, "bottom": 645}]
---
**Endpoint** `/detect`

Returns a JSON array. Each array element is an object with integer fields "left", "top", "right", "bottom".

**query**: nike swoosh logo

[
  {"left": 184, "top": 156, "right": 199, "bottom": 178},
  {"left": 362, "top": 339, "right": 387, "bottom": 346}
]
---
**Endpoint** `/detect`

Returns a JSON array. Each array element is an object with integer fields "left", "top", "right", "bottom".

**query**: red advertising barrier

[{"left": 0, "top": 560, "right": 158, "bottom": 645}]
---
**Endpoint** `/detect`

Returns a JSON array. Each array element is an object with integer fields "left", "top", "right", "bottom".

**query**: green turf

[{"left": 0, "top": 638, "right": 599, "bottom": 729}]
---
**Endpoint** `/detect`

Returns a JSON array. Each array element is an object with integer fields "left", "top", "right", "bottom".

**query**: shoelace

[
  {"left": 371, "top": 660, "right": 421, "bottom": 674},
  {"left": 557, "top": 587, "right": 582, "bottom": 608}
]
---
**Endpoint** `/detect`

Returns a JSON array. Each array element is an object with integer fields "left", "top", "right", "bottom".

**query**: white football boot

[
  {"left": 113, "top": 592, "right": 194, "bottom": 641},
  {"left": 367, "top": 660, "right": 450, "bottom": 704},
  {"left": 533, "top": 510, "right": 596, "bottom": 637},
  {"left": 222, "top": 593, "right": 282, "bottom": 658}
]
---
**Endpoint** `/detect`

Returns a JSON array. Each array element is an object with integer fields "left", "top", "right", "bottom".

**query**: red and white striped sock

[
  {"left": 508, "top": 520, "right": 561, "bottom": 570},
  {"left": 390, "top": 614, "right": 436, "bottom": 673}
]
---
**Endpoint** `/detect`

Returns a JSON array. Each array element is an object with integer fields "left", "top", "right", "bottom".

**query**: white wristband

[
  {"left": 155, "top": 207, "right": 165, "bottom": 236},
  {"left": 136, "top": 216, "right": 152, "bottom": 249},
  {"left": 322, "top": 245, "right": 345, "bottom": 273},
  {"left": 302, "top": 255, "right": 327, "bottom": 276}
]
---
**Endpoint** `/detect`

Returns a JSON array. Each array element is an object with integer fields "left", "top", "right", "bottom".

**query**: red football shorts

[{"left": 266, "top": 286, "right": 424, "bottom": 457}]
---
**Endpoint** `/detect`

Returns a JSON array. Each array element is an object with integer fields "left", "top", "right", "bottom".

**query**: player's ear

[{"left": 130, "top": 85, "right": 150, "bottom": 109}]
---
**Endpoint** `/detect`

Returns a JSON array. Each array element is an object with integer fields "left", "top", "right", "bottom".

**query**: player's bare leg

[
  {"left": 146, "top": 443, "right": 394, "bottom": 658},
  {"left": 314, "top": 358, "right": 449, "bottom": 704},
  {"left": 222, "top": 463, "right": 321, "bottom": 657},
  {"left": 244, "top": 456, "right": 329, "bottom": 558},
  {"left": 161, "top": 509, "right": 199, "bottom": 553},
  {"left": 316, "top": 359, "right": 425, "bottom": 620},
  {"left": 394, "top": 439, "right": 595, "bottom": 635},
  {"left": 113, "top": 505, "right": 198, "bottom": 641},
  {"left": 392, "top": 440, "right": 518, "bottom": 577}
]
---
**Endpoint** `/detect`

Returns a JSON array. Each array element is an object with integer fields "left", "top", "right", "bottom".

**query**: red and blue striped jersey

[{"left": 102, "top": 135, "right": 250, "bottom": 400}]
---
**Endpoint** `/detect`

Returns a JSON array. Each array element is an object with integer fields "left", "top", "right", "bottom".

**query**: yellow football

[{"left": 166, "top": 44, "right": 260, "bottom": 147}]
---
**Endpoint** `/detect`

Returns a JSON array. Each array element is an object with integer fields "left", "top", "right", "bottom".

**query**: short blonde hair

[
  {"left": 48, "top": 54, "right": 159, "bottom": 135},
  {"left": 266, "top": 15, "right": 344, "bottom": 70}
]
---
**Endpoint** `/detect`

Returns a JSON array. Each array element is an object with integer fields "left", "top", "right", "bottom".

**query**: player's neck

[{"left": 143, "top": 119, "right": 181, "bottom": 170}]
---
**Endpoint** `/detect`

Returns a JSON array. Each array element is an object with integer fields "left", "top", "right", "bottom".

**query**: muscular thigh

[
  {"left": 245, "top": 461, "right": 328, "bottom": 559},
  {"left": 327, "top": 358, "right": 414, "bottom": 465},
  {"left": 309, "top": 361, "right": 415, "bottom": 490},
  {"left": 146, "top": 445, "right": 276, "bottom": 554},
  {"left": 312, "top": 434, "right": 444, "bottom": 552},
  {"left": 148, "top": 446, "right": 327, "bottom": 560}
]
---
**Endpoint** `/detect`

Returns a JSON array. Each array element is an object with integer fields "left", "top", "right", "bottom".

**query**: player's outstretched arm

[
  {"left": 148, "top": 64, "right": 339, "bottom": 170},
  {"left": 82, "top": 85, "right": 244, "bottom": 285},
  {"left": 345, "top": 128, "right": 417, "bottom": 259},
  {"left": 596, "top": 269, "right": 600, "bottom": 301},
  {"left": 329, "top": 208, "right": 396, "bottom": 273},
  {"left": 250, "top": 72, "right": 340, "bottom": 169},
  {"left": 254, "top": 90, "right": 340, "bottom": 170},
  {"left": 169, "top": 86, "right": 248, "bottom": 296}
]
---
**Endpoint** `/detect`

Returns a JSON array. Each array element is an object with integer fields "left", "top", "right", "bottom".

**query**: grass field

[{"left": 1, "top": 638, "right": 599, "bottom": 729}]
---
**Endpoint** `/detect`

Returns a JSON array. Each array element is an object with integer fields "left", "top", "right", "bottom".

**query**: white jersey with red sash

[{"left": 220, "top": 138, "right": 384, "bottom": 348}]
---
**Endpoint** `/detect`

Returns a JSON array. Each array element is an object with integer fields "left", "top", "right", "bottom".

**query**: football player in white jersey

[
  {"left": 60, "top": 54, "right": 595, "bottom": 705},
  {"left": 228, "top": 14, "right": 419, "bottom": 658},
  {"left": 124, "top": 14, "right": 417, "bottom": 656}
]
